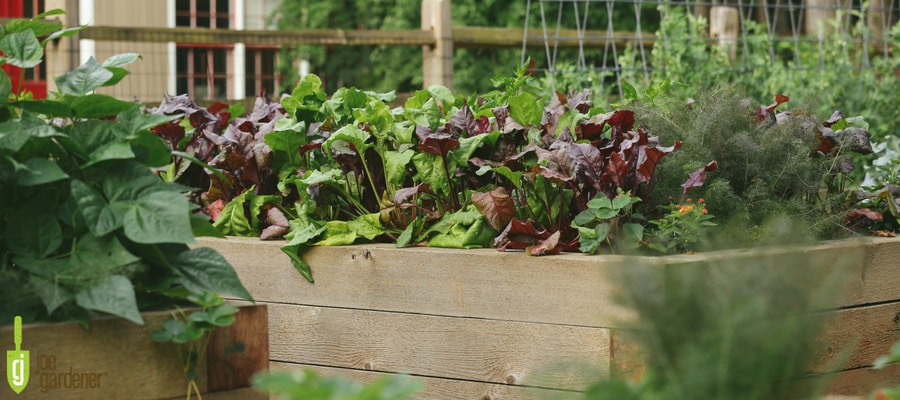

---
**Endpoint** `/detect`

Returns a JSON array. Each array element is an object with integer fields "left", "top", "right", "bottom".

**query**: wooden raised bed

[
  {"left": 0, "top": 304, "right": 268, "bottom": 400},
  {"left": 202, "top": 236, "right": 900, "bottom": 399}
]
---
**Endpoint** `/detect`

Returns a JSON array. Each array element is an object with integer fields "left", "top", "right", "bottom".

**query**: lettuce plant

[{"left": 0, "top": 13, "right": 251, "bottom": 326}]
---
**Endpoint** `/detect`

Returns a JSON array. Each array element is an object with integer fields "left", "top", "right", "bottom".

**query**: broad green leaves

[
  {"left": 0, "top": 18, "right": 246, "bottom": 327},
  {"left": 0, "top": 30, "right": 43, "bottom": 68},
  {"left": 56, "top": 57, "right": 114, "bottom": 96}
]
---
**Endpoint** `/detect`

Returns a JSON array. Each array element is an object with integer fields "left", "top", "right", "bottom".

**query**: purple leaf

[
  {"left": 636, "top": 140, "right": 682, "bottom": 185},
  {"left": 681, "top": 160, "right": 719, "bottom": 195},
  {"left": 472, "top": 187, "right": 516, "bottom": 232}
]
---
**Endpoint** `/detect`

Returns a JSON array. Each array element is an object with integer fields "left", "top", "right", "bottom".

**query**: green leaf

[
  {"left": 212, "top": 189, "right": 256, "bottom": 237},
  {"left": 75, "top": 275, "right": 144, "bottom": 325},
  {"left": 13, "top": 99, "right": 75, "bottom": 118},
  {"left": 123, "top": 191, "right": 195, "bottom": 244},
  {"left": 622, "top": 81, "right": 638, "bottom": 101},
  {"left": 55, "top": 57, "right": 114, "bottom": 96},
  {"left": 15, "top": 157, "right": 68, "bottom": 186},
  {"left": 383, "top": 149, "right": 414, "bottom": 185},
  {"left": 406, "top": 97, "right": 441, "bottom": 130},
  {"left": 82, "top": 141, "right": 135, "bottom": 168},
  {"left": 281, "top": 243, "right": 314, "bottom": 283},
  {"left": 71, "top": 179, "right": 122, "bottom": 236},
  {"left": 265, "top": 128, "right": 307, "bottom": 171},
  {"left": 206, "top": 304, "right": 239, "bottom": 327},
  {"left": 323, "top": 125, "right": 372, "bottom": 157},
  {"left": 71, "top": 94, "right": 138, "bottom": 119},
  {"left": 117, "top": 106, "right": 181, "bottom": 136},
  {"left": 70, "top": 234, "right": 141, "bottom": 276},
  {"left": 426, "top": 85, "right": 456, "bottom": 111},
  {"left": 172, "top": 247, "right": 253, "bottom": 301},
  {"left": 426, "top": 206, "right": 496, "bottom": 249},
  {"left": 101, "top": 66, "right": 130, "bottom": 87},
  {"left": 0, "top": 111, "right": 63, "bottom": 151},
  {"left": 348, "top": 213, "right": 385, "bottom": 240},
  {"left": 0, "top": 29, "right": 43, "bottom": 68},
  {"left": 0, "top": 72, "right": 10, "bottom": 103},
  {"left": 29, "top": 275, "right": 73, "bottom": 314},
  {"left": 412, "top": 152, "right": 450, "bottom": 197},
  {"left": 191, "top": 214, "right": 226, "bottom": 238},
  {"left": 131, "top": 130, "right": 174, "bottom": 167},
  {"left": 612, "top": 193, "right": 638, "bottom": 210},
  {"left": 587, "top": 196, "right": 613, "bottom": 210},
  {"left": 151, "top": 319, "right": 190, "bottom": 343},
  {"left": 5, "top": 200, "right": 63, "bottom": 258},
  {"left": 396, "top": 217, "right": 424, "bottom": 248},
  {"left": 102, "top": 53, "right": 142, "bottom": 68},
  {"left": 316, "top": 221, "right": 357, "bottom": 246},
  {"left": 6, "top": 19, "right": 61, "bottom": 37},
  {"left": 508, "top": 92, "right": 542, "bottom": 126},
  {"left": 41, "top": 25, "right": 84, "bottom": 46},
  {"left": 621, "top": 223, "right": 644, "bottom": 249}
]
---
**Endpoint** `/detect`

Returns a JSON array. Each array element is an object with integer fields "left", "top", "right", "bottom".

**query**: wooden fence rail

[{"left": 78, "top": 26, "right": 657, "bottom": 50}]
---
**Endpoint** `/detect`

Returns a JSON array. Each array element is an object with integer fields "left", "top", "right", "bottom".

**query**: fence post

[
  {"left": 709, "top": 6, "right": 739, "bottom": 61},
  {"left": 422, "top": 0, "right": 453, "bottom": 89}
]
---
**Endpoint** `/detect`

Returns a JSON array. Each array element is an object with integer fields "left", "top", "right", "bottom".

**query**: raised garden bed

[
  {"left": 202, "top": 236, "right": 900, "bottom": 399},
  {"left": 0, "top": 304, "right": 268, "bottom": 400}
]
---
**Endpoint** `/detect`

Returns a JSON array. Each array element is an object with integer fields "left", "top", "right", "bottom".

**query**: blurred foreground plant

[{"left": 583, "top": 230, "right": 856, "bottom": 400}]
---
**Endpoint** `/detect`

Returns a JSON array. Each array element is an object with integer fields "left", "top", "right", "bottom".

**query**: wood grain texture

[
  {"left": 161, "top": 387, "right": 267, "bottom": 400},
  {"left": 201, "top": 236, "right": 635, "bottom": 327},
  {"left": 234, "top": 301, "right": 609, "bottom": 391},
  {"left": 822, "top": 363, "right": 900, "bottom": 397},
  {"left": 0, "top": 305, "right": 266, "bottom": 399},
  {"left": 208, "top": 304, "right": 270, "bottom": 391},
  {"left": 813, "top": 301, "right": 900, "bottom": 373},
  {"left": 269, "top": 361, "right": 582, "bottom": 400},
  {"left": 0, "top": 310, "right": 203, "bottom": 399}
]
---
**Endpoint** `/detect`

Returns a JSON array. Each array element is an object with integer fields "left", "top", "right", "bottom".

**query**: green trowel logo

[{"left": 6, "top": 316, "right": 29, "bottom": 394}]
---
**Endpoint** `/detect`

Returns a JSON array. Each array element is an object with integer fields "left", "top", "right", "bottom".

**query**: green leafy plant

[
  {"left": 0, "top": 13, "right": 251, "bottom": 327},
  {"left": 571, "top": 189, "right": 644, "bottom": 254},
  {"left": 151, "top": 292, "right": 240, "bottom": 400},
  {"left": 252, "top": 369, "right": 423, "bottom": 400},
  {"left": 583, "top": 238, "right": 850, "bottom": 400},
  {"left": 646, "top": 198, "right": 716, "bottom": 254}
]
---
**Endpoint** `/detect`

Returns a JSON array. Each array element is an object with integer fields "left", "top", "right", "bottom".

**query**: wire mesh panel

[{"left": 522, "top": 0, "right": 899, "bottom": 99}]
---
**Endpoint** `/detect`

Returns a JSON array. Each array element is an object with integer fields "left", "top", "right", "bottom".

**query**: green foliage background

[{"left": 273, "top": 0, "right": 659, "bottom": 94}]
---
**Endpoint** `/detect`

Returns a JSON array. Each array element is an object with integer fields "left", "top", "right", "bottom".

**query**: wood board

[{"left": 0, "top": 304, "right": 267, "bottom": 399}]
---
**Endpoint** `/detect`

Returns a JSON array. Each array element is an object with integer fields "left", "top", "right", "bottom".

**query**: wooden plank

[
  {"left": 201, "top": 236, "right": 635, "bottom": 327},
  {"left": 80, "top": 26, "right": 436, "bottom": 46},
  {"left": 269, "top": 361, "right": 582, "bottom": 400},
  {"left": 162, "top": 387, "right": 267, "bottom": 400},
  {"left": 78, "top": 25, "right": 657, "bottom": 50},
  {"left": 0, "top": 305, "right": 265, "bottom": 399},
  {"left": 822, "top": 363, "right": 900, "bottom": 397},
  {"left": 422, "top": 0, "right": 454, "bottom": 88},
  {"left": 208, "top": 304, "right": 269, "bottom": 391},
  {"left": 231, "top": 301, "right": 608, "bottom": 391},
  {"left": 813, "top": 301, "right": 900, "bottom": 373},
  {"left": 201, "top": 237, "right": 900, "bottom": 328},
  {"left": 0, "top": 310, "right": 204, "bottom": 399}
]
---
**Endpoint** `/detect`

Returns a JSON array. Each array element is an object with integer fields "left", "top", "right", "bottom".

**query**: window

[
  {"left": 175, "top": 0, "right": 229, "bottom": 29},
  {"left": 172, "top": 0, "right": 281, "bottom": 100},
  {"left": 175, "top": 0, "right": 231, "bottom": 100},
  {"left": 176, "top": 46, "right": 228, "bottom": 100},
  {"left": 245, "top": 47, "right": 279, "bottom": 96}
]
